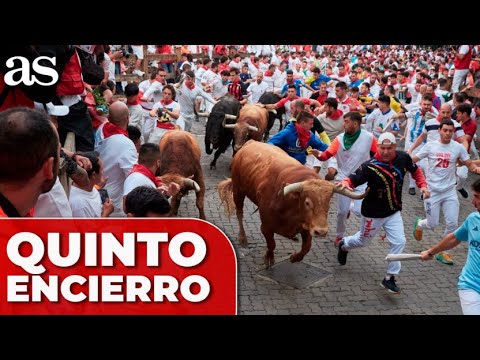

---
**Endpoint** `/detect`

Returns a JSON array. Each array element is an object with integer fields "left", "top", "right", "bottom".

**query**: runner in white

[{"left": 411, "top": 119, "right": 480, "bottom": 266}]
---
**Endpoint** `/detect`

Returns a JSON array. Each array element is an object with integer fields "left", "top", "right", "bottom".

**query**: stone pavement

[{"left": 175, "top": 116, "right": 479, "bottom": 315}]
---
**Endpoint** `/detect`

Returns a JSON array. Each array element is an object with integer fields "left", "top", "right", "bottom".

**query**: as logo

[{"left": 4, "top": 56, "right": 58, "bottom": 86}]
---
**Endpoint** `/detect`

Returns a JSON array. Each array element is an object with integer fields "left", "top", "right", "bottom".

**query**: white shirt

[
  {"left": 94, "top": 124, "right": 138, "bottom": 217},
  {"left": 247, "top": 80, "right": 269, "bottom": 103},
  {"left": 152, "top": 100, "right": 181, "bottom": 115},
  {"left": 422, "top": 118, "right": 465, "bottom": 141},
  {"left": 365, "top": 108, "right": 399, "bottom": 138},
  {"left": 142, "top": 81, "right": 164, "bottom": 105},
  {"left": 69, "top": 186, "right": 102, "bottom": 218},
  {"left": 123, "top": 172, "right": 156, "bottom": 197},
  {"left": 416, "top": 140, "right": 470, "bottom": 192},
  {"left": 34, "top": 177, "right": 73, "bottom": 217},
  {"left": 211, "top": 78, "right": 229, "bottom": 99},
  {"left": 177, "top": 83, "right": 216, "bottom": 118}
]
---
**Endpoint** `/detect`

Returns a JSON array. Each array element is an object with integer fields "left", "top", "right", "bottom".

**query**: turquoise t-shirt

[{"left": 454, "top": 212, "right": 480, "bottom": 294}]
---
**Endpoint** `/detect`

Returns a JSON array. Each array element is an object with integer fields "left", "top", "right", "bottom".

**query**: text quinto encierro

[{"left": 0, "top": 219, "right": 237, "bottom": 315}]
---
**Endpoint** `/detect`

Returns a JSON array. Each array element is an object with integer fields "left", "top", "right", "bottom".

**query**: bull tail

[{"left": 217, "top": 178, "right": 235, "bottom": 217}]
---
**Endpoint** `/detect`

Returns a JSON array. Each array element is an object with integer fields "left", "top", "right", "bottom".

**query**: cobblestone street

[{"left": 176, "top": 116, "right": 479, "bottom": 315}]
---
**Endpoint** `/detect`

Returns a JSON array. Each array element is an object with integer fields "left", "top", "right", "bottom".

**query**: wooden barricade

[{"left": 115, "top": 45, "right": 179, "bottom": 83}]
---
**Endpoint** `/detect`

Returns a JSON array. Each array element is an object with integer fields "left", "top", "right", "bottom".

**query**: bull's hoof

[
  {"left": 264, "top": 253, "right": 275, "bottom": 268},
  {"left": 290, "top": 252, "right": 304, "bottom": 263}
]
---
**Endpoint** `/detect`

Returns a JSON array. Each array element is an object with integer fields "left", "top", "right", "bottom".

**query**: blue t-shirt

[
  {"left": 309, "top": 75, "right": 331, "bottom": 90},
  {"left": 454, "top": 212, "right": 480, "bottom": 294},
  {"left": 281, "top": 79, "right": 305, "bottom": 97},
  {"left": 267, "top": 122, "right": 328, "bottom": 164}
]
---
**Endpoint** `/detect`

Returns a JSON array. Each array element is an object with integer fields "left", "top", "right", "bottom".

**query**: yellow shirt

[{"left": 389, "top": 96, "right": 402, "bottom": 113}]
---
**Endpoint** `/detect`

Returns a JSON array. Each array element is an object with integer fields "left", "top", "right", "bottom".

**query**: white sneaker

[
  {"left": 132, "top": 69, "right": 145, "bottom": 76},
  {"left": 149, "top": 60, "right": 158, "bottom": 68}
]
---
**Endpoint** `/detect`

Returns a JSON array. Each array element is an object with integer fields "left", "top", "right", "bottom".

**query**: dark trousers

[
  {"left": 115, "top": 61, "right": 123, "bottom": 95},
  {"left": 57, "top": 100, "right": 94, "bottom": 152}
]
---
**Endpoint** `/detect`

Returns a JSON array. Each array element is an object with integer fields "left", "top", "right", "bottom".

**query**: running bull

[{"left": 218, "top": 140, "right": 367, "bottom": 267}]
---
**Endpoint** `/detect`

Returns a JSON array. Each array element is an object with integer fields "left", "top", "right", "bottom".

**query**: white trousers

[
  {"left": 405, "top": 139, "right": 426, "bottom": 188},
  {"left": 305, "top": 154, "right": 322, "bottom": 170},
  {"left": 142, "top": 112, "right": 156, "bottom": 143},
  {"left": 149, "top": 127, "right": 170, "bottom": 145},
  {"left": 336, "top": 183, "right": 366, "bottom": 238},
  {"left": 418, "top": 188, "right": 459, "bottom": 237},
  {"left": 459, "top": 289, "right": 480, "bottom": 315},
  {"left": 176, "top": 114, "right": 194, "bottom": 132},
  {"left": 342, "top": 211, "right": 406, "bottom": 274},
  {"left": 456, "top": 165, "right": 468, "bottom": 190},
  {"left": 452, "top": 68, "right": 469, "bottom": 93}
]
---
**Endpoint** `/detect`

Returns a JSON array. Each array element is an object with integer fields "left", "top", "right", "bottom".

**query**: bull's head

[
  {"left": 160, "top": 174, "right": 201, "bottom": 197},
  {"left": 283, "top": 180, "right": 368, "bottom": 237},
  {"left": 227, "top": 121, "right": 259, "bottom": 152}
]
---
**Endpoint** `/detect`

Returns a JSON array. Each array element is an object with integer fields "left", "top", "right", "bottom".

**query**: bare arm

[
  {"left": 456, "top": 134, "right": 470, "bottom": 151},
  {"left": 461, "top": 159, "right": 480, "bottom": 174},
  {"left": 265, "top": 103, "right": 278, "bottom": 109},
  {"left": 407, "top": 132, "right": 426, "bottom": 154},
  {"left": 420, "top": 233, "right": 460, "bottom": 261}
]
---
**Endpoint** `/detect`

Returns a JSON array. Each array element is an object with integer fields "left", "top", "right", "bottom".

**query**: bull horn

[
  {"left": 283, "top": 182, "right": 304, "bottom": 196},
  {"left": 333, "top": 184, "right": 369, "bottom": 199},
  {"left": 268, "top": 109, "right": 277, "bottom": 114},
  {"left": 224, "top": 123, "right": 236, "bottom": 129},
  {"left": 197, "top": 112, "right": 210, "bottom": 117},
  {"left": 247, "top": 125, "right": 259, "bottom": 132},
  {"left": 224, "top": 114, "right": 237, "bottom": 120},
  {"left": 183, "top": 178, "right": 201, "bottom": 192}
]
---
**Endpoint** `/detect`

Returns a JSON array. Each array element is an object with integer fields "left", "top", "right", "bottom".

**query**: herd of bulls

[{"left": 160, "top": 93, "right": 366, "bottom": 267}]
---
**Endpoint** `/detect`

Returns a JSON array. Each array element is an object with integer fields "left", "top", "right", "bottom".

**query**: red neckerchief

[
  {"left": 161, "top": 99, "right": 173, "bottom": 106},
  {"left": 127, "top": 99, "right": 139, "bottom": 105},
  {"left": 102, "top": 122, "right": 128, "bottom": 139},
  {"left": 329, "top": 109, "right": 343, "bottom": 120},
  {"left": 201, "top": 65, "right": 208, "bottom": 70},
  {"left": 157, "top": 122, "right": 176, "bottom": 130},
  {"left": 264, "top": 70, "right": 273, "bottom": 76},
  {"left": 128, "top": 164, "right": 162, "bottom": 187},
  {"left": 286, "top": 79, "right": 293, "bottom": 84},
  {"left": 185, "top": 81, "right": 195, "bottom": 90},
  {"left": 294, "top": 123, "right": 311, "bottom": 148},
  {"left": 252, "top": 62, "right": 259, "bottom": 69}
]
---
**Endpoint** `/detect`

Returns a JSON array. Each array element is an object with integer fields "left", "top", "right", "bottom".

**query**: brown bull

[
  {"left": 158, "top": 130, "right": 206, "bottom": 219},
  {"left": 223, "top": 104, "right": 269, "bottom": 153},
  {"left": 218, "top": 140, "right": 367, "bottom": 267}
]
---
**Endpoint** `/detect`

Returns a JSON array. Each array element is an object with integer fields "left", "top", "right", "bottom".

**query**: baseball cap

[
  {"left": 378, "top": 132, "right": 396, "bottom": 145},
  {"left": 34, "top": 102, "right": 70, "bottom": 116}
]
